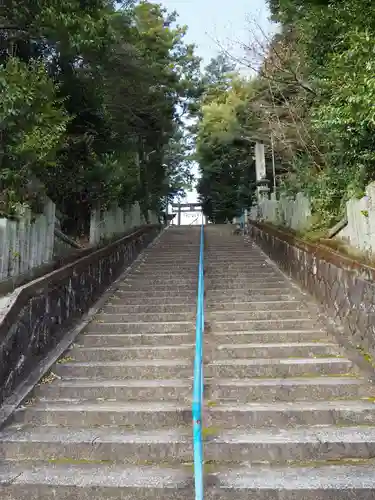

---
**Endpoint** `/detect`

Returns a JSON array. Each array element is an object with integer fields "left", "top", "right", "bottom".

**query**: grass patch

[
  {"left": 40, "top": 371, "right": 60, "bottom": 385},
  {"left": 24, "top": 397, "right": 36, "bottom": 407},
  {"left": 286, "top": 457, "right": 375, "bottom": 468},
  {"left": 288, "top": 224, "right": 375, "bottom": 268},
  {"left": 356, "top": 345, "right": 375, "bottom": 367},
  {"left": 206, "top": 400, "right": 218, "bottom": 408},
  {"left": 202, "top": 425, "right": 221, "bottom": 439},
  {"left": 250, "top": 372, "right": 358, "bottom": 380},
  {"left": 182, "top": 460, "right": 220, "bottom": 474},
  {"left": 57, "top": 356, "right": 74, "bottom": 364},
  {"left": 312, "top": 354, "right": 345, "bottom": 359},
  {"left": 360, "top": 397, "right": 375, "bottom": 403},
  {"left": 264, "top": 221, "right": 375, "bottom": 269},
  {"left": 48, "top": 457, "right": 114, "bottom": 465}
]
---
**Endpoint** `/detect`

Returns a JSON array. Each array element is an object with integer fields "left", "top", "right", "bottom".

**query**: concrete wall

[
  {"left": 338, "top": 182, "right": 375, "bottom": 253},
  {"left": 89, "top": 202, "right": 160, "bottom": 245},
  {"left": 250, "top": 192, "right": 312, "bottom": 232},
  {"left": 0, "top": 200, "right": 56, "bottom": 281},
  {"left": 249, "top": 222, "right": 375, "bottom": 364},
  {"left": 0, "top": 225, "right": 161, "bottom": 410}
]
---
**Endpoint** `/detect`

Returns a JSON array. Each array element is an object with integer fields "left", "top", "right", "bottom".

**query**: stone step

[
  {"left": 206, "top": 300, "right": 303, "bottom": 311},
  {"left": 144, "top": 244, "right": 199, "bottom": 248},
  {"left": 207, "top": 310, "right": 310, "bottom": 321},
  {"left": 14, "top": 402, "right": 191, "bottom": 428},
  {"left": 205, "top": 251, "right": 261, "bottom": 255},
  {"left": 86, "top": 321, "right": 195, "bottom": 334},
  {"left": 124, "top": 278, "right": 198, "bottom": 286},
  {"left": 80, "top": 333, "right": 194, "bottom": 347},
  {"left": 0, "top": 463, "right": 192, "bottom": 500},
  {"left": 107, "top": 296, "right": 196, "bottom": 306},
  {"left": 207, "top": 294, "right": 296, "bottom": 304},
  {"left": 134, "top": 263, "right": 196, "bottom": 269},
  {"left": 132, "top": 269, "right": 196, "bottom": 276},
  {"left": 37, "top": 378, "right": 192, "bottom": 402},
  {"left": 208, "top": 377, "right": 371, "bottom": 402},
  {"left": 54, "top": 359, "right": 192, "bottom": 379},
  {"left": 121, "top": 280, "right": 198, "bottom": 289},
  {"left": 104, "top": 304, "right": 196, "bottom": 313},
  {"left": 112, "top": 290, "right": 197, "bottom": 298},
  {"left": 117, "top": 285, "right": 197, "bottom": 292},
  {"left": 144, "top": 253, "right": 198, "bottom": 257},
  {"left": 140, "top": 248, "right": 198, "bottom": 253},
  {"left": 204, "top": 426, "right": 375, "bottom": 463},
  {"left": 206, "top": 283, "right": 290, "bottom": 291},
  {"left": 204, "top": 271, "right": 280, "bottom": 278},
  {"left": 204, "top": 258, "right": 269, "bottom": 264},
  {"left": 207, "top": 290, "right": 296, "bottom": 299},
  {"left": 135, "top": 264, "right": 198, "bottom": 271},
  {"left": 206, "top": 358, "right": 352, "bottom": 378},
  {"left": 206, "top": 264, "right": 272, "bottom": 269},
  {"left": 205, "top": 277, "right": 286, "bottom": 286},
  {"left": 212, "top": 330, "right": 329, "bottom": 343},
  {"left": 206, "top": 268, "right": 275, "bottom": 275},
  {"left": 209, "top": 319, "right": 320, "bottom": 332},
  {"left": 214, "top": 342, "right": 340, "bottom": 359},
  {"left": 137, "top": 259, "right": 198, "bottom": 265},
  {"left": 208, "top": 464, "right": 375, "bottom": 499},
  {"left": 69, "top": 345, "right": 194, "bottom": 362},
  {"left": 95, "top": 312, "right": 196, "bottom": 323},
  {"left": 1, "top": 427, "right": 192, "bottom": 463},
  {"left": 207, "top": 401, "right": 375, "bottom": 428}
]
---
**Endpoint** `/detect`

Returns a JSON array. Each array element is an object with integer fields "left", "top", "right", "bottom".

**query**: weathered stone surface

[
  {"left": 1, "top": 427, "right": 192, "bottom": 463},
  {"left": 37, "top": 378, "right": 192, "bottom": 402},
  {"left": 1, "top": 463, "right": 193, "bottom": 500},
  {"left": 208, "top": 465, "right": 375, "bottom": 499},
  {"left": 249, "top": 222, "right": 375, "bottom": 360},
  {"left": 209, "top": 376, "right": 371, "bottom": 402}
]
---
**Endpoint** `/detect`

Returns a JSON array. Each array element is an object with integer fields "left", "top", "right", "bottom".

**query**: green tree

[
  {"left": 0, "top": 0, "right": 200, "bottom": 235},
  {"left": 196, "top": 67, "right": 259, "bottom": 222},
  {"left": 0, "top": 58, "right": 68, "bottom": 217}
]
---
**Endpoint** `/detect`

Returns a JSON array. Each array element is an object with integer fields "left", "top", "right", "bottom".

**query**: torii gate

[{"left": 171, "top": 203, "right": 207, "bottom": 226}]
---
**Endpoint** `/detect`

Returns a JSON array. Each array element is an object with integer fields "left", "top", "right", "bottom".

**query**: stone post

[
  {"left": 255, "top": 142, "right": 270, "bottom": 202},
  {"left": 255, "top": 142, "right": 270, "bottom": 223}
]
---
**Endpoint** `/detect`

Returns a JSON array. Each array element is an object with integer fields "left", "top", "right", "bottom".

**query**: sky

[
  {"left": 161, "top": 0, "right": 274, "bottom": 221},
  {"left": 161, "top": 0, "right": 273, "bottom": 65}
]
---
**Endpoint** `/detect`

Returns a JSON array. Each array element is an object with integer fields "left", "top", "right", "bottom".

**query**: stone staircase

[
  {"left": 0, "top": 227, "right": 198, "bottom": 499},
  {"left": 203, "top": 225, "right": 375, "bottom": 498},
  {"left": 1, "top": 225, "right": 375, "bottom": 498}
]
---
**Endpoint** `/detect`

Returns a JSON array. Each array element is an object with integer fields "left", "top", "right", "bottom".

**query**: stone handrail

[{"left": 0, "top": 225, "right": 161, "bottom": 417}]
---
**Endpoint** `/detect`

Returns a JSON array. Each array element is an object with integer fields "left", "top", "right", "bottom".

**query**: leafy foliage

[
  {"left": 0, "top": 0, "right": 200, "bottom": 234},
  {"left": 195, "top": 0, "right": 375, "bottom": 230},
  {"left": 196, "top": 56, "right": 279, "bottom": 222},
  {"left": 262, "top": 0, "right": 375, "bottom": 229},
  {"left": 0, "top": 58, "right": 68, "bottom": 217}
]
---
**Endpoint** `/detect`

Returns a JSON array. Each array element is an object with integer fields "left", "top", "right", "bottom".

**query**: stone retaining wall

[
  {"left": 250, "top": 222, "right": 375, "bottom": 360},
  {"left": 0, "top": 225, "right": 160, "bottom": 408}
]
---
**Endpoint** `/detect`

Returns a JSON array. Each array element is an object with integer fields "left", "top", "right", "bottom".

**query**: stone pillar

[
  {"left": 177, "top": 205, "right": 181, "bottom": 226},
  {"left": 165, "top": 196, "right": 169, "bottom": 226},
  {"left": 255, "top": 142, "right": 270, "bottom": 202},
  {"left": 90, "top": 203, "right": 101, "bottom": 245}
]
